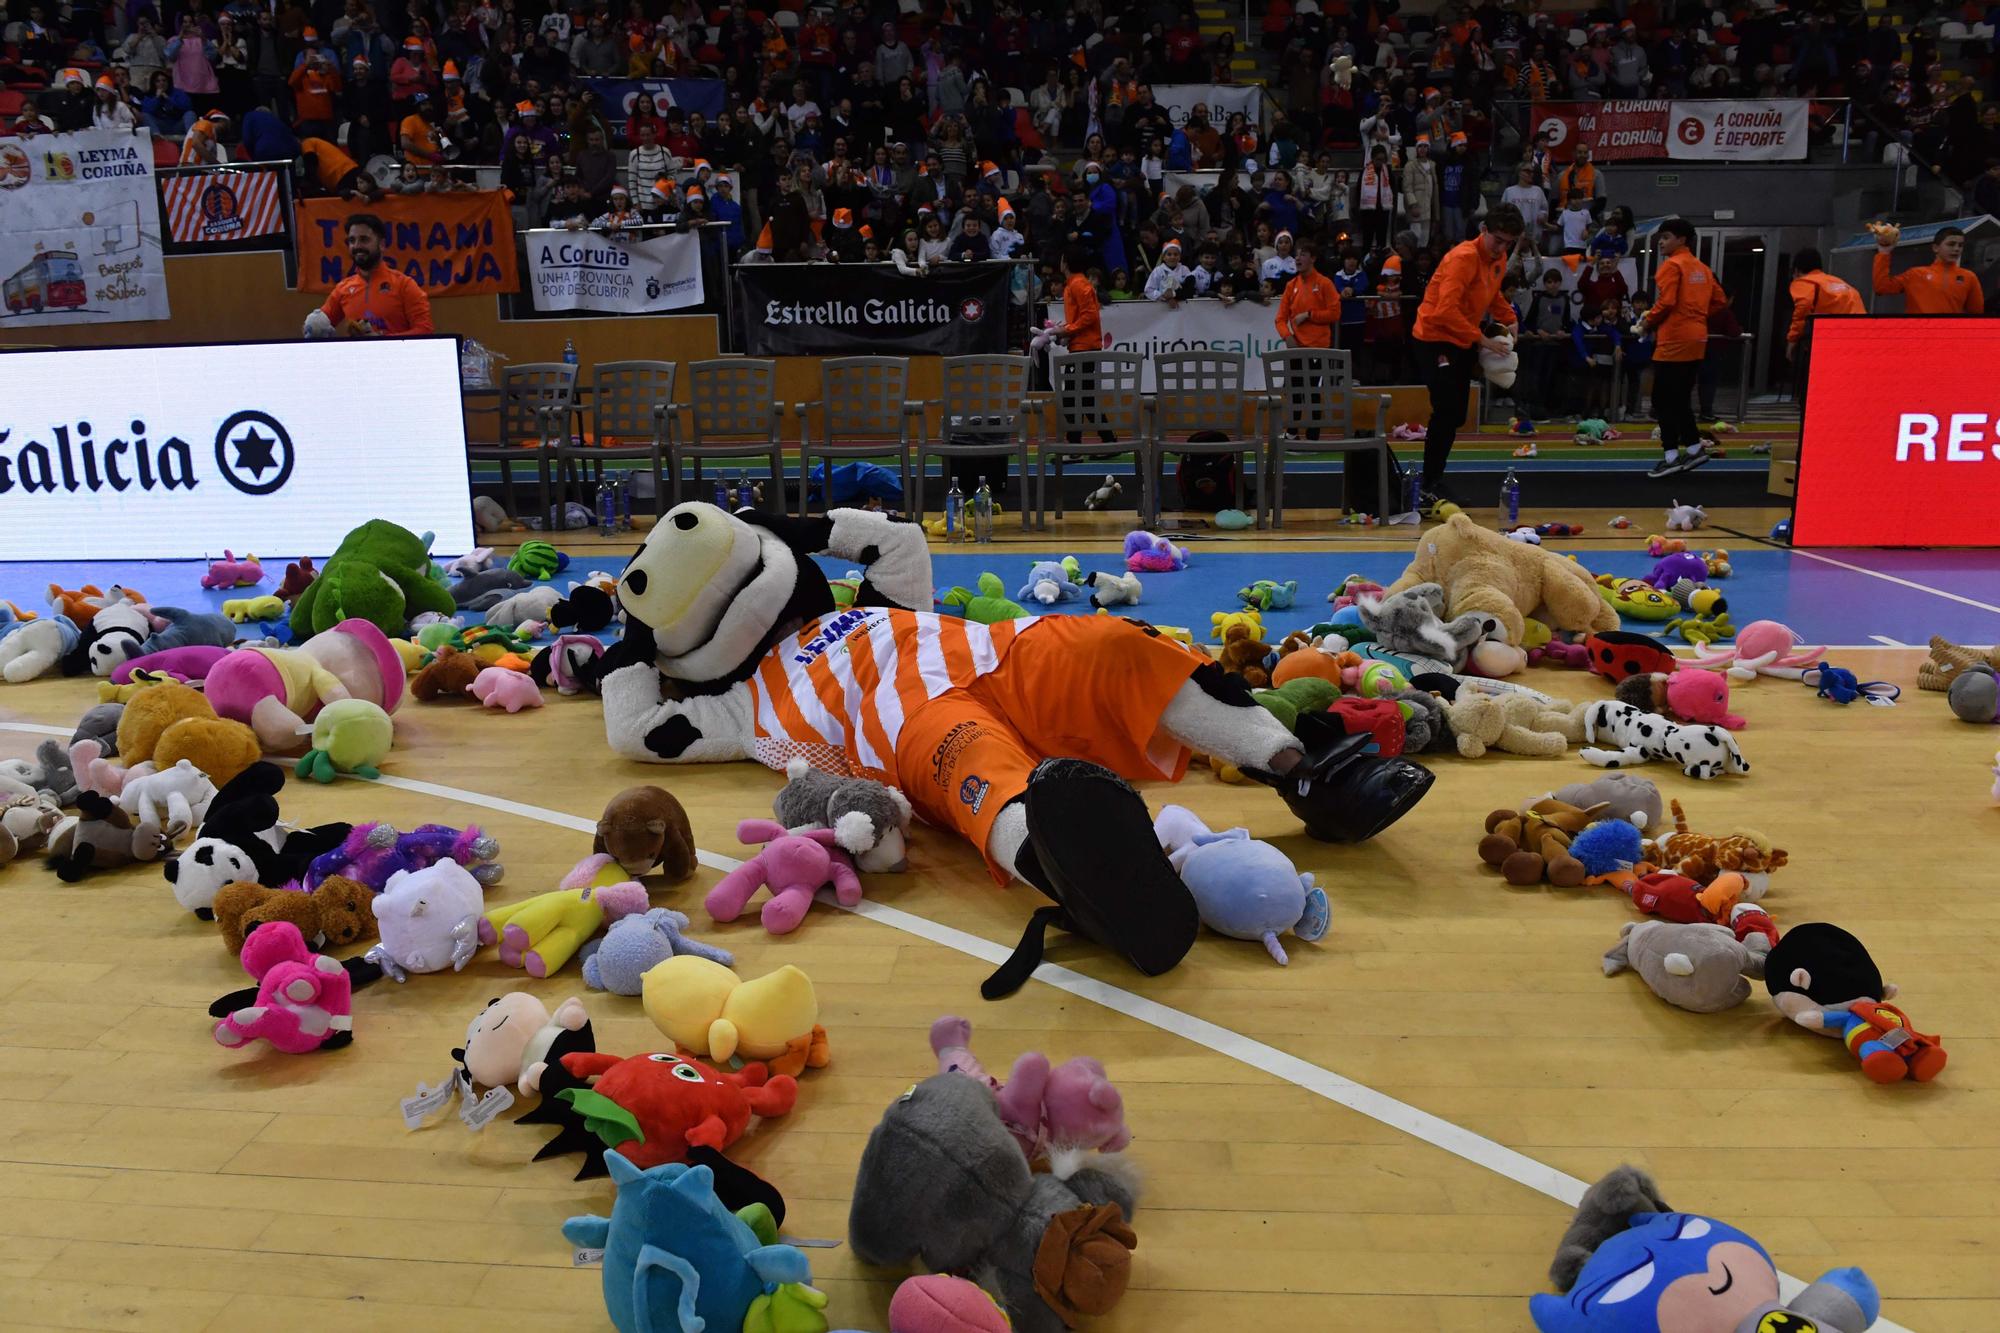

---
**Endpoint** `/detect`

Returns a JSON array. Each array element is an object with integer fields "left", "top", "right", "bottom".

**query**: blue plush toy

[
  {"left": 562, "top": 1153, "right": 819, "bottom": 1333},
  {"left": 1532, "top": 1165, "right": 1879, "bottom": 1332},
  {"left": 1016, "top": 560, "right": 1083, "bottom": 607},
  {"left": 1569, "top": 819, "right": 1644, "bottom": 882},
  {"left": 1238, "top": 579, "right": 1300, "bottom": 611},
  {"left": 580, "top": 908, "right": 734, "bottom": 995},
  {"left": 1154, "top": 804, "right": 1329, "bottom": 964}
]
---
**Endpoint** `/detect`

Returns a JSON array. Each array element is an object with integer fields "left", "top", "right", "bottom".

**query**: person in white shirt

[
  {"left": 1556, "top": 200, "right": 1593, "bottom": 255},
  {"left": 785, "top": 80, "right": 821, "bottom": 129},
  {"left": 1260, "top": 230, "right": 1299, "bottom": 285},
  {"left": 1144, "top": 239, "right": 1193, "bottom": 304},
  {"left": 989, "top": 204, "right": 1024, "bottom": 259},
  {"left": 537, "top": 9, "right": 572, "bottom": 43},
  {"left": 92, "top": 77, "right": 136, "bottom": 130},
  {"left": 627, "top": 120, "right": 673, "bottom": 198},
  {"left": 1500, "top": 164, "right": 1551, "bottom": 242},
  {"left": 917, "top": 211, "right": 951, "bottom": 266}
]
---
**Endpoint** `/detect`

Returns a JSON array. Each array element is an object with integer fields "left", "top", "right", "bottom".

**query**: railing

[{"left": 1482, "top": 331, "right": 1756, "bottom": 427}]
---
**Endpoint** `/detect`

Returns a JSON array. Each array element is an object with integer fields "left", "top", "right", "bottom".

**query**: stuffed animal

[
  {"left": 1614, "top": 667, "right": 1745, "bottom": 730},
  {"left": 1214, "top": 622, "right": 1273, "bottom": 688},
  {"left": 212, "top": 874, "right": 377, "bottom": 954},
  {"left": 118, "top": 758, "right": 217, "bottom": 830},
  {"left": 289, "top": 521, "right": 455, "bottom": 637},
  {"left": 1647, "top": 799, "right": 1787, "bottom": 894},
  {"left": 46, "top": 583, "right": 145, "bottom": 626},
  {"left": 1209, "top": 607, "right": 1264, "bottom": 642},
  {"left": 772, "top": 759, "right": 914, "bottom": 873},
  {"left": 884, "top": 1275, "right": 1014, "bottom": 1333},
  {"left": 453, "top": 567, "right": 532, "bottom": 610},
  {"left": 1478, "top": 799, "right": 1610, "bottom": 887},
  {"left": 480, "top": 585, "right": 563, "bottom": 631},
  {"left": 457, "top": 992, "right": 594, "bottom": 1106},
  {"left": 508, "top": 540, "right": 566, "bottom": 580},
  {"left": 478, "top": 854, "right": 650, "bottom": 977},
  {"left": 1527, "top": 639, "right": 1591, "bottom": 669},
  {"left": 562, "top": 1154, "right": 818, "bottom": 1333},
  {"left": 1358, "top": 583, "right": 1505, "bottom": 664},
  {"left": 1595, "top": 576, "right": 1680, "bottom": 621},
  {"left": 1638, "top": 552, "right": 1708, "bottom": 593},
  {"left": 1530, "top": 1164, "right": 1881, "bottom": 1332},
  {"left": 549, "top": 582, "right": 620, "bottom": 633},
  {"left": 555, "top": 1046, "right": 798, "bottom": 1173},
  {"left": 1478, "top": 329, "right": 1518, "bottom": 388},
  {"left": 1152, "top": 805, "right": 1328, "bottom": 964},
  {"left": 595, "top": 785, "right": 697, "bottom": 880},
  {"left": 90, "top": 607, "right": 241, "bottom": 678},
  {"left": 929, "top": 1018, "right": 1132, "bottom": 1161},
  {"left": 364, "top": 860, "right": 488, "bottom": 981},
  {"left": 221, "top": 595, "right": 285, "bottom": 624},
  {"left": 1015, "top": 561, "right": 1083, "bottom": 607},
  {"left": 71, "top": 702, "right": 123, "bottom": 757},
  {"left": 850, "top": 1073, "right": 1140, "bottom": 1333},
  {"left": 1602, "top": 919, "right": 1768, "bottom": 1012},
  {"left": 1444, "top": 692, "right": 1575, "bottom": 759},
  {"left": 467, "top": 666, "right": 543, "bottom": 712},
  {"left": 941, "top": 573, "right": 1029, "bottom": 624},
  {"left": 1238, "top": 579, "right": 1299, "bottom": 611},
  {"left": 411, "top": 645, "right": 484, "bottom": 701},
  {"left": 1122, "top": 530, "right": 1187, "bottom": 572},
  {"left": 0, "top": 614, "right": 80, "bottom": 682},
  {"left": 1765, "top": 923, "right": 1945, "bottom": 1084},
  {"left": 276, "top": 557, "right": 317, "bottom": 603},
  {"left": 1689, "top": 618, "right": 1827, "bottom": 681},
  {"left": 0, "top": 792, "right": 64, "bottom": 868},
  {"left": 1578, "top": 701, "right": 1749, "bottom": 779},
  {"left": 1386, "top": 514, "right": 1618, "bottom": 646},
  {"left": 295, "top": 698, "right": 395, "bottom": 782},
  {"left": 472, "top": 496, "right": 525, "bottom": 532},
  {"left": 445, "top": 548, "right": 495, "bottom": 578},
  {"left": 641, "top": 957, "right": 830, "bottom": 1078},
  {"left": 582, "top": 908, "right": 734, "bottom": 994},
  {"left": 201, "top": 551, "right": 265, "bottom": 590},
  {"left": 210, "top": 921, "right": 382, "bottom": 1054},
  {"left": 307, "top": 820, "right": 502, "bottom": 891},
  {"left": 1946, "top": 664, "right": 1999, "bottom": 723},
  {"left": 0, "top": 739, "right": 79, "bottom": 806},
  {"left": 1084, "top": 570, "right": 1142, "bottom": 608},
  {"left": 705, "top": 818, "right": 863, "bottom": 934},
  {"left": 200, "top": 618, "right": 405, "bottom": 752},
  {"left": 1584, "top": 630, "right": 1678, "bottom": 686},
  {"left": 1626, "top": 869, "right": 1747, "bottom": 926},
  {"left": 1546, "top": 774, "right": 1663, "bottom": 832},
  {"left": 165, "top": 763, "right": 348, "bottom": 918},
  {"left": 1918, "top": 634, "right": 2000, "bottom": 692},
  {"left": 529, "top": 634, "right": 608, "bottom": 695},
  {"left": 45, "top": 791, "right": 175, "bottom": 881},
  {"left": 1664, "top": 499, "right": 1706, "bottom": 531},
  {"left": 1083, "top": 476, "right": 1121, "bottom": 511}
]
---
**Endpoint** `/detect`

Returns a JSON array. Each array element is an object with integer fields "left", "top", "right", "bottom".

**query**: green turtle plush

[
  {"left": 291, "top": 521, "right": 457, "bottom": 639},
  {"left": 939, "top": 573, "right": 1027, "bottom": 625},
  {"left": 295, "top": 698, "right": 394, "bottom": 783}
]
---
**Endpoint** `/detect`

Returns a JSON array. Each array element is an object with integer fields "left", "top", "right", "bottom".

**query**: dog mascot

[{"left": 599, "top": 504, "right": 1433, "bottom": 995}]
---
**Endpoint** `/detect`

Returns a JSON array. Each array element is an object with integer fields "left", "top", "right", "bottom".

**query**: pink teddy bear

[
  {"left": 704, "top": 818, "right": 862, "bottom": 934},
  {"left": 211, "top": 921, "right": 373, "bottom": 1054},
  {"left": 930, "top": 1016, "right": 1131, "bottom": 1161},
  {"left": 467, "top": 667, "right": 544, "bottom": 712}
]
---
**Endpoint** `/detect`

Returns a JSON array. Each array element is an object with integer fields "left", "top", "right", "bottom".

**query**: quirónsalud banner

[
  {"left": 1533, "top": 99, "right": 1809, "bottom": 162},
  {"left": 735, "top": 262, "right": 1013, "bottom": 356},
  {"left": 1050, "top": 295, "right": 1286, "bottom": 390},
  {"left": 0, "top": 128, "right": 169, "bottom": 327},
  {"left": 526, "top": 229, "right": 704, "bottom": 313},
  {"left": 296, "top": 191, "right": 518, "bottom": 295}
]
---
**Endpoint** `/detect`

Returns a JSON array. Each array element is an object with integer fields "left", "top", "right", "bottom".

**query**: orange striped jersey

[{"left": 747, "top": 608, "right": 1035, "bottom": 782}]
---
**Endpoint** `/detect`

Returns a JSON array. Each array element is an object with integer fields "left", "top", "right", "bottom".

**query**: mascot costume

[{"left": 600, "top": 504, "right": 1433, "bottom": 996}]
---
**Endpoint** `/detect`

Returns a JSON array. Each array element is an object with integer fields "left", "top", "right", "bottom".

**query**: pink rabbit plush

[
  {"left": 930, "top": 1016, "right": 1131, "bottom": 1160},
  {"left": 704, "top": 818, "right": 862, "bottom": 934},
  {"left": 212, "top": 921, "right": 368, "bottom": 1054}
]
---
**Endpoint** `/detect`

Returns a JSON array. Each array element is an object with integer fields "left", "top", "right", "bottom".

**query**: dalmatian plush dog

[{"left": 1578, "top": 701, "right": 1749, "bottom": 781}]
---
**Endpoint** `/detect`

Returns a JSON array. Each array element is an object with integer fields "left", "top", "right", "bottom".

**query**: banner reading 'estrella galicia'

[
  {"left": 735, "top": 262, "right": 1013, "bottom": 356},
  {"left": 525, "top": 229, "right": 704, "bottom": 313}
]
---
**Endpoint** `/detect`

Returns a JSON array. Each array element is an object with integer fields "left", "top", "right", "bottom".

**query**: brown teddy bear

[
  {"left": 411, "top": 645, "right": 484, "bottom": 701},
  {"left": 114, "top": 681, "right": 262, "bottom": 784},
  {"left": 1215, "top": 622, "right": 1271, "bottom": 689},
  {"left": 212, "top": 875, "right": 377, "bottom": 954},
  {"left": 117, "top": 682, "right": 214, "bottom": 763},
  {"left": 1479, "top": 798, "right": 1611, "bottom": 886},
  {"left": 594, "top": 785, "right": 697, "bottom": 880},
  {"left": 1385, "top": 512, "right": 1619, "bottom": 646}
]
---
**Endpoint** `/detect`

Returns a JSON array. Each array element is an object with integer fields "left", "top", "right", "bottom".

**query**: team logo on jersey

[{"left": 958, "top": 775, "right": 990, "bottom": 812}]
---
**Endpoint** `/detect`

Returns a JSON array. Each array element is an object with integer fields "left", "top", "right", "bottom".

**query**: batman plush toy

[{"left": 598, "top": 503, "right": 1434, "bottom": 995}]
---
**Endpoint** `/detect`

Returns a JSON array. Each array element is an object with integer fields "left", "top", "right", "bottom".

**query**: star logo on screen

[{"left": 213, "top": 409, "right": 295, "bottom": 496}]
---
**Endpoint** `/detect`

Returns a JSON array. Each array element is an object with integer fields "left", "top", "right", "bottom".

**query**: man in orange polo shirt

[
  {"left": 399, "top": 94, "right": 445, "bottom": 166},
  {"left": 1644, "top": 217, "right": 1726, "bottom": 477},
  {"left": 1275, "top": 238, "right": 1340, "bottom": 347},
  {"left": 1872, "top": 225, "right": 1985, "bottom": 314},
  {"left": 1412, "top": 202, "right": 1523, "bottom": 505},
  {"left": 317, "top": 213, "right": 434, "bottom": 336}
]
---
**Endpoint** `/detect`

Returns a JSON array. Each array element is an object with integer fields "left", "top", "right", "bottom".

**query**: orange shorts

[{"left": 894, "top": 616, "right": 1209, "bottom": 885}]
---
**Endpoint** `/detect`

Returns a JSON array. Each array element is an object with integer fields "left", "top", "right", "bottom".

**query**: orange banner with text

[{"left": 296, "top": 191, "right": 517, "bottom": 295}]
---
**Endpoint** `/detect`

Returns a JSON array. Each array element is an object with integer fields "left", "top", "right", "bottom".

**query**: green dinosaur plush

[
  {"left": 291, "top": 521, "right": 457, "bottom": 638},
  {"left": 1253, "top": 677, "right": 1339, "bottom": 730},
  {"left": 941, "top": 572, "right": 1028, "bottom": 625}
]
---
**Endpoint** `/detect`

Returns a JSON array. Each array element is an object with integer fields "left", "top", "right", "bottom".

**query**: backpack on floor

[{"left": 1175, "top": 434, "right": 1238, "bottom": 512}]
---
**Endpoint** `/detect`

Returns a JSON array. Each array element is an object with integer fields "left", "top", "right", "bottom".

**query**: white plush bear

[
  {"left": 118, "top": 759, "right": 218, "bottom": 832},
  {"left": 1478, "top": 330, "right": 1519, "bottom": 389},
  {"left": 365, "top": 861, "right": 486, "bottom": 981},
  {"left": 0, "top": 616, "right": 80, "bottom": 683}
]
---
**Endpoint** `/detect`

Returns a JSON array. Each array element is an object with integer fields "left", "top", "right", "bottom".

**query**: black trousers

[
  {"left": 1418, "top": 338, "right": 1480, "bottom": 490},
  {"left": 1063, "top": 365, "right": 1117, "bottom": 446},
  {"left": 1651, "top": 358, "right": 1703, "bottom": 453}
]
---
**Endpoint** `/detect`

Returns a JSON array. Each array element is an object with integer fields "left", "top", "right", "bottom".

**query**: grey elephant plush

[
  {"left": 771, "top": 758, "right": 914, "bottom": 873},
  {"left": 1546, "top": 773, "right": 1664, "bottom": 832},
  {"left": 1357, "top": 582, "right": 1505, "bottom": 665},
  {"left": 579, "top": 908, "right": 733, "bottom": 994},
  {"left": 0, "top": 739, "right": 80, "bottom": 806},
  {"left": 1603, "top": 920, "right": 1769, "bottom": 1013},
  {"left": 849, "top": 1073, "right": 1141, "bottom": 1333}
]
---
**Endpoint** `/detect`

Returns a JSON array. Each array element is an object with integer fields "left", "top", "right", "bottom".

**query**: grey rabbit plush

[
  {"left": 771, "top": 758, "right": 914, "bottom": 873},
  {"left": 849, "top": 1073, "right": 1141, "bottom": 1333},
  {"left": 1602, "top": 920, "right": 1769, "bottom": 1013},
  {"left": 1357, "top": 582, "right": 1505, "bottom": 665}
]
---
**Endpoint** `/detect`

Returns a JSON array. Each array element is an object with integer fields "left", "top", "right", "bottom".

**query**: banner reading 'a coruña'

[
  {"left": 296, "top": 191, "right": 518, "bottom": 295},
  {"left": 735, "top": 262, "right": 1013, "bottom": 356}
]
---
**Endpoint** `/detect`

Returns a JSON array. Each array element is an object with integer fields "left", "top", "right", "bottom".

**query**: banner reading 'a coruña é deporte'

[
  {"left": 296, "top": 191, "right": 518, "bottom": 295},
  {"left": 735, "top": 262, "right": 1013, "bottom": 356}
]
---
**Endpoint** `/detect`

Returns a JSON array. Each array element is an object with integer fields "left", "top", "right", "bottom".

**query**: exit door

[{"left": 1699, "top": 228, "right": 1771, "bottom": 401}]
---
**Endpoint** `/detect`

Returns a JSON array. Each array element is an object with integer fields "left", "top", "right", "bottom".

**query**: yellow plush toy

[
  {"left": 640, "top": 957, "right": 830, "bottom": 1078},
  {"left": 1208, "top": 607, "right": 1265, "bottom": 641},
  {"left": 222, "top": 595, "right": 285, "bottom": 623},
  {"left": 478, "top": 854, "right": 650, "bottom": 977}
]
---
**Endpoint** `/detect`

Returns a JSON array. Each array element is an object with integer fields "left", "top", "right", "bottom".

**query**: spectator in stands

[
  {"left": 917, "top": 211, "right": 950, "bottom": 267},
  {"left": 1607, "top": 22, "right": 1649, "bottom": 98},
  {"left": 507, "top": 100, "right": 559, "bottom": 163},
  {"left": 120, "top": 16, "right": 169, "bottom": 99},
  {"left": 571, "top": 17, "right": 621, "bottom": 77},
  {"left": 1274, "top": 237, "right": 1339, "bottom": 349},
  {"left": 1261, "top": 230, "right": 1298, "bottom": 287},
  {"left": 179, "top": 117, "right": 225, "bottom": 164},
  {"left": 1355, "top": 144, "right": 1397, "bottom": 253},
  {"left": 167, "top": 16, "right": 219, "bottom": 99},
  {"left": 290, "top": 47, "right": 341, "bottom": 140},
  {"left": 401, "top": 95, "right": 446, "bottom": 165},
  {"left": 213, "top": 14, "right": 250, "bottom": 118},
  {"left": 1556, "top": 146, "right": 1600, "bottom": 214},
  {"left": 1643, "top": 217, "right": 1724, "bottom": 478},
  {"left": 825, "top": 206, "right": 865, "bottom": 262},
  {"left": 1401, "top": 137, "right": 1437, "bottom": 246},
  {"left": 303, "top": 136, "right": 377, "bottom": 199},
  {"left": 1620, "top": 296, "right": 1654, "bottom": 418},
  {"left": 1028, "top": 65, "right": 1065, "bottom": 145},
  {"left": 1331, "top": 246, "right": 1368, "bottom": 349},
  {"left": 8, "top": 95, "right": 54, "bottom": 137},
  {"left": 92, "top": 75, "right": 137, "bottom": 130},
  {"left": 1500, "top": 164, "right": 1548, "bottom": 246},
  {"left": 1554, "top": 194, "right": 1593, "bottom": 257},
  {"left": 1411, "top": 203, "right": 1524, "bottom": 506},
  {"left": 892, "top": 226, "right": 927, "bottom": 275},
  {"left": 1570, "top": 302, "right": 1621, "bottom": 419},
  {"left": 1874, "top": 224, "right": 1986, "bottom": 314},
  {"left": 138, "top": 72, "right": 192, "bottom": 136},
  {"left": 1577, "top": 255, "right": 1628, "bottom": 316},
  {"left": 991, "top": 202, "right": 1025, "bottom": 259},
  {"left": 1144, "top": 239, "right": 1192, "bottom": 303},
  {"left": 709, "top": 175, "right": 743, "bottom": 251},
  {"left": 319, "top": 212, "right": 433, "bottom": 335},
  {"left": 1437, "top": 134, "right": 1472, "bottom": 246},
  {"left": 46, "top": 68, "right": 90, "bottom": 130},
  {"left": 873, "top": 22, "right": 912, "bottom": 86},
  {"left": 1364, "top": 258, "right": 1409, "bottom": 384},
  {"left": 236, "top": 104, "right": 299, "bottom": 162},
  {"left": 1516, "top": 267, "right": 1571, "bottom": 421}
]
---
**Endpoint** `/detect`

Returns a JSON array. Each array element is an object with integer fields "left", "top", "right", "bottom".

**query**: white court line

[
  {"left": 1870, "top": 635, "right": 1910, "bottom": 648},
  {"left": 0, "top": 720, "right": 1915, "bottom": 1326},
  {"left": 1786, "top": 547, "right": 2000, "bottom": 617}
]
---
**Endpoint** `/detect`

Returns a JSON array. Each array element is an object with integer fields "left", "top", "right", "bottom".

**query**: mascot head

[{"left": 619, "top": 502, "right": 834, "bottom": 688}]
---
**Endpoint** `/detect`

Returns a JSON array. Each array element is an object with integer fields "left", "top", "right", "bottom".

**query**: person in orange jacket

[
  {"left": 1785, "top": 248, "right": 1864, "bottom": 402},
  {"left": 1274, "top": 238, "right": 1341, "bottom": 348},
  {"left": 1410, "top": 202, "right": 1524, "bottom": 504},
  {"left": 1872, "top": 225, "right": 1985, "bottom": 314},
  {"left": 316, "top": 213, "right": 434, "bottom": 336},
  {"left": 1054, "top": 245, "right": 1115, "bottom": 449},
  {"left": 1643, "top": 218, "right": 1725, "bottom": 478}
]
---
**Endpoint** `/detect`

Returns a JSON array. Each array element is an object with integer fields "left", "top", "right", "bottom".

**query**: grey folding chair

[
  {"left": 1148, "top": 350, "right": 1265, "bottom": 529},
  {"left": 1043, "top": 351, "right": 1149, "bottom": 521},
  {"left": 668, "top": 358, "right": 785, "bottom": 512},
  {"left": 470, "top": 362, "right": 577, "bottom": 527},
  {"left": 794, "top": 356, "right": 916, "bottom": 517},
  {"left": 1259, "top": 348, "right": 1392, "bottom": 527},
  {"left": 916, "top": 354, "right": 1038, "bottom": 530},
  {"left": 559, "top": 360, "right": 673, "bottom": 521}
]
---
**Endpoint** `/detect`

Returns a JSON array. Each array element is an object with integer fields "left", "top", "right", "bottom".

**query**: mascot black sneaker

[{"left": 1245, "top": 712, "right": 1436, "bottom": 843}]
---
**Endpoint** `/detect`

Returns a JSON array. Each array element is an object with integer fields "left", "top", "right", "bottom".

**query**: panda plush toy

[
  {"left": 166, "top": 762, "right": 353, "bottom": 918},
  {"left": 599, "top": 503, "right": 1436, "bottom": 996}
]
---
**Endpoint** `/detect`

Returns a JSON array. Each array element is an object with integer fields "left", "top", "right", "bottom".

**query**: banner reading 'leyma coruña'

[
  {"left": 0, "top": 128, "right": 169, "bottom": 327},
  {"left": 735, "top": 262, "right": 1013, "bottom": 356}
]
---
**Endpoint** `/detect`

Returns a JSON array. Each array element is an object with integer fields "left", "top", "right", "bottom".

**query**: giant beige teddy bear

[{"left": 1386, "top": 513, "right": 1619, "bottom": 646}]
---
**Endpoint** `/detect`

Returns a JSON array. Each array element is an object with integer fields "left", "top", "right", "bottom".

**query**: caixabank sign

[{"left": 0, "top": 338, "right": 474, "bottom": 560}]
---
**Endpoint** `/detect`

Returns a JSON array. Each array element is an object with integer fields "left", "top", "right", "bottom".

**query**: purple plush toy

[
  {"left": 1640, "top": 552, "right": 1710, "bottom": 590},
  {"left": 304, "top": 821, "right": 503, "bottom": 891},
  {"left": 929, "top": 1016, "right": 1132, "bottom": 1161}
]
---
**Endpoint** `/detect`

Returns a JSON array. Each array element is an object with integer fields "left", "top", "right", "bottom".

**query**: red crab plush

[{"left": 556, "top": 1049, "right": 797, "bottom": 1170}]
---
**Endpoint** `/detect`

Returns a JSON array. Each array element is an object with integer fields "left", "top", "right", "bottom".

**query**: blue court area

[{"left": 10, "top": 539, "right": 1999, "bottom": 652}]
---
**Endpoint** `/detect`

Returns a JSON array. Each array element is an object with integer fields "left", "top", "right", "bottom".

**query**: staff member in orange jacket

[
  {"left": 1872, "top": 225, "right": 1985, "bottom": 314},
  {"left": 1643, "top": 218, "right": 1725, "bottom": 477},
  {"left": 1411, "top": 202, "right": 1523, "bottom": 504},
  {"left": 1785, "top": 248, "right": 1864, "bottom": 397},
  {"left": 317, "top": 213, "right": 434, "bottom": 336},
  {"left": 1275, "top": 238, "right": 1340, "bottom": 347},
  {"left": 1053, "top": 245, "right": 1115, "bottom": 449}
]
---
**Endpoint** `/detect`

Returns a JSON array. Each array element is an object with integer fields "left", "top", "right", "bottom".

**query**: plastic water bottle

[
  {"left": 615, "top": 475, "right": 632, "bottom": 530},
  {"left": 945, "top": 478, "right": 964, "bottom": 542},
  {"left": 1500, "top": 467, "right": 1521, "bottom": 528},
  {"left": 973, "top": 476, "right": 994, "bottom": 543},
  {"left": 597, "top": 479, "right": 615, "bottom": 536},
  {"left": 562, "top": 338, "right": 579, "bottom": 368},
  {"left": 1404, "top": 468, "right": 1423, "bottom": 516}
]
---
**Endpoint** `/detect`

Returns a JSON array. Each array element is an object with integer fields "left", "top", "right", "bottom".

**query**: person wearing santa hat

[
  {"left": 989, "top": 201, "right": 1024, "bottom": 259},
  {"left": 92, "top": 75, "right": 137, "bottom": 130},
  {"left": 826, "top": 205, "right": 866, "bottom": 262}
]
